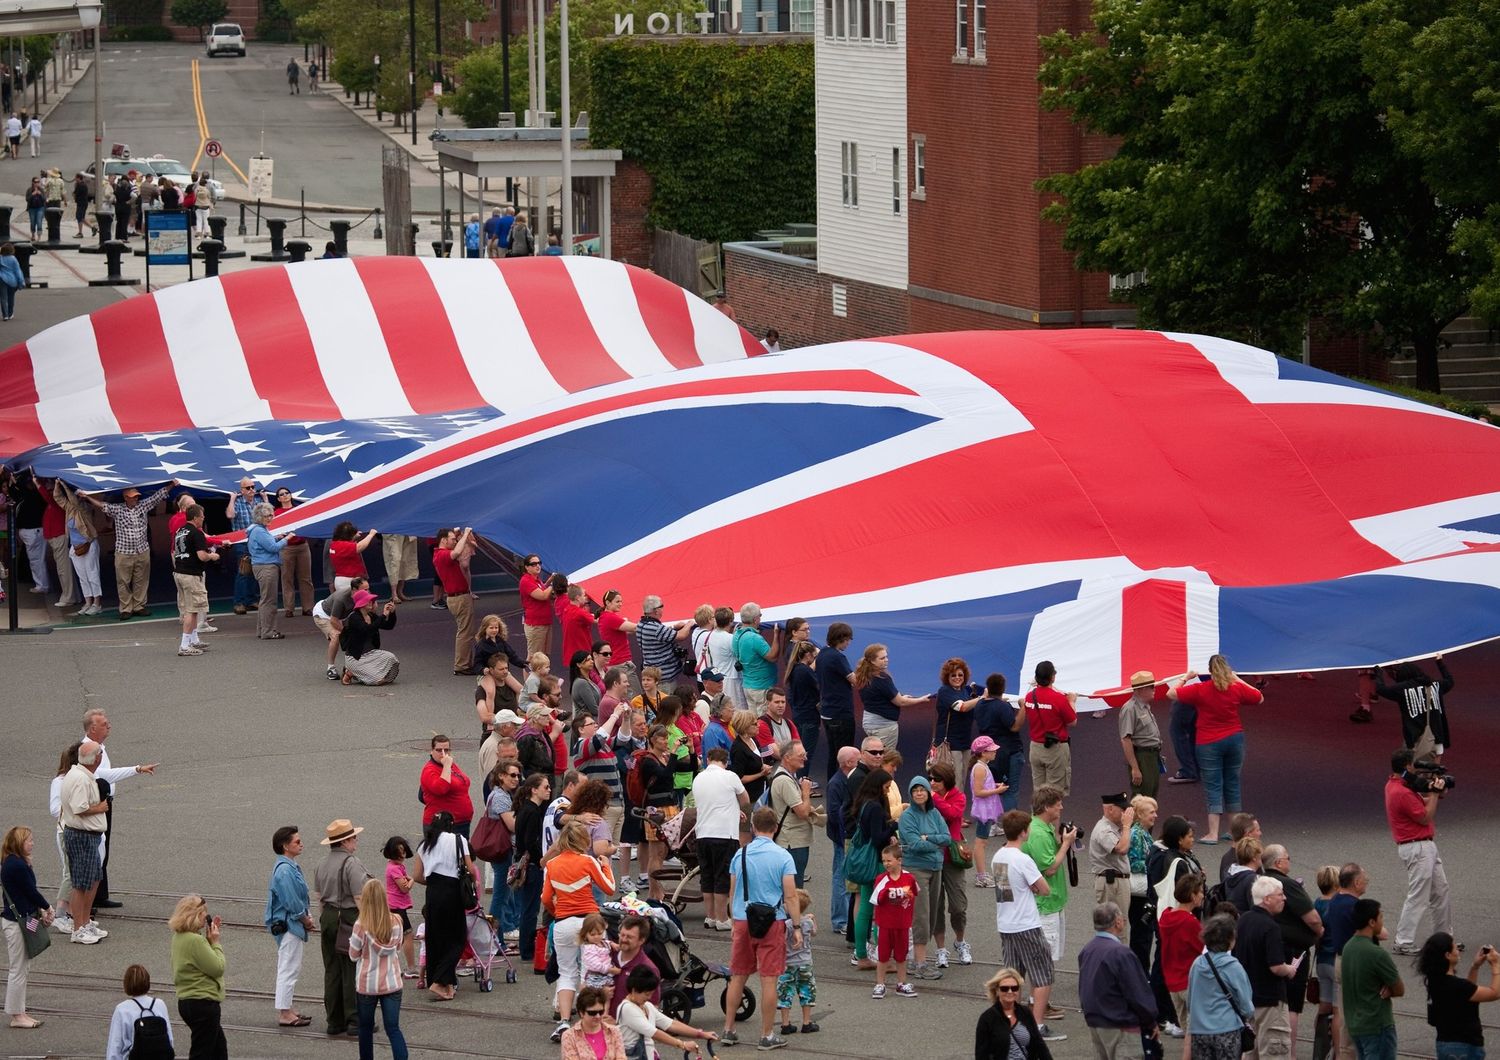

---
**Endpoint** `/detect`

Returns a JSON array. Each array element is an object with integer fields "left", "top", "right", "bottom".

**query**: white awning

[{"left": 0, "top": 0, "right": 101, "bottom": 34}]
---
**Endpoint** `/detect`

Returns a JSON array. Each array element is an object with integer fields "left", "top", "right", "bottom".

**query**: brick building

[{"left": 726, "top": 0, "right": 1131, "bottom": 345}]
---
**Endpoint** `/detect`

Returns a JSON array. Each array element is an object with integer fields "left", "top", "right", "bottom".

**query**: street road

[{"left": 29, "top": 40, "right": 456, "bottom": 214}]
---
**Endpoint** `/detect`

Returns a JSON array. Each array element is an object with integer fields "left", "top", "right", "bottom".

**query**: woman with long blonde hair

[
  {"left": 1167, "top": 655, "right": 1263, "bottom": 844},
  {"left": 350, "top": 878, "right": 408, "bottom": 1060}
]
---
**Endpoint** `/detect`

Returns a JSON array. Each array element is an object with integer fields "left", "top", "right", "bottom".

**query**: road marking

[{"left": 189, "top": 58, "right": 249, "bottom": 183}]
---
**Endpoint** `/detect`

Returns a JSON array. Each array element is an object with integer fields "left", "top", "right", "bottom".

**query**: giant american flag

[{"left": 4, "top": 257, "right": 1500, "bottom": 698}]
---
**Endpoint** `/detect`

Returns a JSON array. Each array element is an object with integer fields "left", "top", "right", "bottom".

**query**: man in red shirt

[
  {"left": 1024, "top": 661, "right": 1078, "bottom": 795},
  {"left": 419, "top": 734, "right": 474, "bottom": 837},
  {"left": 1383, "top": 748, "right": 1451, "bottom": 954},
  {"left": 559, "top": 583, "right": 596, "bottom": 668},
  {"left": 519, "top": 554, "right": 556, "bottom": 659},
  {"left": 433, "top": 527, "right": 477, "bottom": 675}
]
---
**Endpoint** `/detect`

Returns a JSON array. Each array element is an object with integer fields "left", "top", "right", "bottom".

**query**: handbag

[
  {"left": 72, "top": 541, "right": 90, "bottom": 556},
  {"left": 843, "top": 834, "right": 880, "bottom": 887},
  {"left": 456, "top": 837, "right": 479, "bottom": 909},
  {"left": 1206, "top": 951, "right": 1256, "bottom": 1053},
  {"left": 470, "top": 812, "right": 512, "bottom": 861},
  {"left": 238, "top": 553, "right": 252, "bottom": 576},
  {"left": 334, "top": 916, "right": 354, "bottom": 955},
  {"left": 740, "top": 841, "right": 779, "bottom": 939},
  {"left": 506, "top": 852, "right": 530, "bottom": 891},
  {"left": 949, "top": 842, "right": 974, "bottom": 871},
  {"left": 925, "top": 740, "right": 949, "bottom": 773},
  {"left": 1, "top": 884, "right": 51, "bottom": 959}
]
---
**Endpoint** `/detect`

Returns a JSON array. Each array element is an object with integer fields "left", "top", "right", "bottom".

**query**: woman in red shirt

[
  {"left": 1167, "top": 655, "right": 1264, "bottom": 843},
  {"left": 329, "top": 521, "right": 378, "bottom": 592},
  {"left": 596, "top": 590, "right": 639, "bottom": 691}
]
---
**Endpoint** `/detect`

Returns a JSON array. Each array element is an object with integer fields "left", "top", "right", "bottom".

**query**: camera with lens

[{"left": 1404, "top": 759, "right": 1456, "bottom": 795}]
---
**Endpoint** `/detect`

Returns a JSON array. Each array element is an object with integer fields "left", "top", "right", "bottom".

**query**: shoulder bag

[
  {"left": 1206, "top": 952, "right": 1256, "bottom": 1053},
  {"left": 455, "top": 835, "right": 479, "bottom": 909},
  {"left": 471, "top": 808, "right": 512, "bottom": 861},
  {"left": 740, "top": 843, "right": 779, "bottom": 939},
  {"left": 1, "top": 883, "right": 50, "bottom": 959},
  {"left": 843, "top": 832, "right": 880, "bottom": 887}
]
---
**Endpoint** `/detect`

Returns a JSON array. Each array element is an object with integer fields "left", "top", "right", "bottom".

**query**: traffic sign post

[{"left": 205, "top": 139, "right": 223, "bottom": 158}]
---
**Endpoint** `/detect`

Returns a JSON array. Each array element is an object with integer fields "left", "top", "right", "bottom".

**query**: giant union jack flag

[{"left": 4, "top": 259, "right": 1500, "bottom": 698}]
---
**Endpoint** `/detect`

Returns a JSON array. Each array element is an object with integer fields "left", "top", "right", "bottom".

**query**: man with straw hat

[
  {"left": 312, "top": 819, "right": 371, "bottom": 1037},
  {"left": 1119, "top": 671, "right": 1164, "bottom": 798}
]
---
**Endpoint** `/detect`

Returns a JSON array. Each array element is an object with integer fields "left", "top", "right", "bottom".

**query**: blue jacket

[
  {"left": 0, "top": 256, "right": 23, "bottom": 290},
  {"left": 246, "top": 523, "right": 287, "bottom": 565},
  {"left": 1187, "top": 950, "right": 1253, "bottom": 1035},
  {"left": 1079, "top": 932, "right": 1158, "bottom": 1029},
  {"left": 897, "top": 777, "right": 950, "bottom": 872},
  {"left": 825, "top": 768, "right": 849, "bottom": 844},
  {"left": 264, "top": 855, "right": 310, "bottom": 942}
]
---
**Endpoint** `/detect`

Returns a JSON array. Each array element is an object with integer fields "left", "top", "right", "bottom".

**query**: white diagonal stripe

[
  {"left": 561, "top": 256, "right": 677, "bottom": 377},
  {"left": 29, "top": 315, "right": 120, "bottom": 442},
  {"left": 422, "top": 258, "right": 566, "bottom": 412},
  {"left": 286, "top": 260, "right": 416, "bottom": 419},
  {"left": 154, "top": 279, "right": 273, "bottom": 427}
]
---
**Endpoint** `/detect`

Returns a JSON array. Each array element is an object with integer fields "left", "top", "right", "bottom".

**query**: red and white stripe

[{"left": 0, "top": 256, "right": 761, "bottom": 456}]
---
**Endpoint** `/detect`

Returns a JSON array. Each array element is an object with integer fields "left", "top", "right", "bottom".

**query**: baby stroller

[
  {"left": 636, "top": 805, "right": 702, "bottom": 913},
  {"left": 601, "top": 897, "right": 754, "bottom": 1024},
  {"left": 413, "top": 909, "right": 517, "bottom": 991}
]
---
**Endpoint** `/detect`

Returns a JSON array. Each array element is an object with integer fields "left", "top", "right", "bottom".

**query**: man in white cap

[
  {"left": 312, "top": 819, "right": 371, "bottom": 1037},
  {"left": 479, "top": 709, "right": 526, "bottom": 777},
  {"left": 1119, "top": 670, "right": 1164, "bottom": 798}
]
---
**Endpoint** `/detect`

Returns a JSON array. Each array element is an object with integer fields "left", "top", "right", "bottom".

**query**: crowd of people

[{"left": 0, "top": 473, "right": 1475, "bottom": 1059}]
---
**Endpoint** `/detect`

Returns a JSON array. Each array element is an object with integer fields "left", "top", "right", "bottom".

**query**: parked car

[
  {"left": 82, "top": 158, "right": 224, "bottom": 202},
  {"left": 206, "top": 23, "right": 246, "bottom": 57}
]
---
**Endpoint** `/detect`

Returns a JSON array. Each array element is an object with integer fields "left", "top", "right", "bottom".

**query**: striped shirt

[
  {"left": 99, "top": 485, "right": 171, "bottom": 554},
  {"left": 573, "top": 733, "right": 623, "bottom": 801},
  {"left": 637, "top": 616, "right": 682, "bottom": 680},
  {"left": 349, "top": 918, "right": 404, "bottom": 996}
]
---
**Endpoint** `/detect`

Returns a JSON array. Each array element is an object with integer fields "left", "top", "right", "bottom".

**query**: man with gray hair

[
  {"left": 1077, "top": 902, "right": 1158, "bottom": 1059},
  {"left": 767, "top": 739, "right": 816, "bottom": 885},
  {"left": 1264, "top": 844, "right": 1323, "bottom": 1050},
  {"left": 80, "top": 709, "right": 157, "bottom": 912},
  {"left": 1232, "top": 875, "right": 1303, "bottom": 1060},
  {"left": 246, "top": 501, "right": 291, "bottom": 640},
  {"left": 733, "top": 603, "right": 783, "bottom": 713},
  {"left": 636, "top": 593, "right": 693, "bottom": 693},
  {"left": 59, "top": 740, "right": 109, "bottom": 943}
]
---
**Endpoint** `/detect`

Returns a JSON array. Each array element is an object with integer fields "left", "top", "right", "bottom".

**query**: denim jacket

[
  {"left": 246, "top": 523, "right": 287, "bottom": 565},
  {"left": 264, "top": 855, "right": 310, "bottom": 942}
]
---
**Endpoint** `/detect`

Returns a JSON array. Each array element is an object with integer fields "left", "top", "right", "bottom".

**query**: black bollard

[
  {"left": 201, "top": 215, "right": 245, "bottom": 259},
  {"left": 44, "top": 206, "right": 61, "bottom": 243},
  {"left": 237, "top": 202, "right": 247, "bottom": 237},
  {"left": 285, "top": 239, "right": 311, "bottom": 263},
  {"left": 199, "top": 238, "right": 224, "bottom": 277},
  {"left": 329, "top": 219, "right": 350, "bottom": 257},
  {"left": 372, "top": 208, "right": 383, "bottom": 240},
  {"left": 431, "top": 239, "right": 453, "bottom": 258},
  {"left": 80, "top": 209, "right": 113, "bottom": 254},
  {"left": 11, "top": 242, "right": 43, "bottom": 288},
  {"left": 88, "top": 240, "right": 141, "bottom": 286},
  {"left": 0, "top": 204, "right": 12, "bottom": 238},
  {"left": 250, "top": 218, "right": 291, "bottom": 262}
]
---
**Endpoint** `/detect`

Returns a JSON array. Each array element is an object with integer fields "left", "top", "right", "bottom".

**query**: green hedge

[
  {"left": 590, "top": 38, "right": 814, "bottom": 244},
  {"left": 1353, "top": 377, "right": 1498, "bottom": 424}
]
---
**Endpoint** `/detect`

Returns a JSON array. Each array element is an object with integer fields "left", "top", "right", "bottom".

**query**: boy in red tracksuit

[{"left": 870, "top": 844, "right": 918, "bottom": 999}]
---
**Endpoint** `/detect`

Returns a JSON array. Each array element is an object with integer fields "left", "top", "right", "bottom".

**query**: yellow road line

[{"left": 189, "top": 59, "right": 249, "bottom": 184}]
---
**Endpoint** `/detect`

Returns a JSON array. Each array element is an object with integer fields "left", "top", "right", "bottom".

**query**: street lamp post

[
  {"left": 76, "top": 0, "right": 103, "bottom": 211},
  {"left": 408, "top": 0, "right": 417, "bottom": 145},
  {"left": 559, "top": 0, "right": 570, "bottom": 253},
  {"left": 373, "top": 53, "right": 381, "bottom": 117}
]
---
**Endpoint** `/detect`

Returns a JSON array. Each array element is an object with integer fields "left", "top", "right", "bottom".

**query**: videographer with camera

[{"left": 1384, "top": 748, "right": 1454, "bottom": 956}]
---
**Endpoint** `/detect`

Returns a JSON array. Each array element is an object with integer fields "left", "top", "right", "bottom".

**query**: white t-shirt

[
  {"left": 690, "top": 765, "right": 746, "bottom": 840},
  {"left": 618, "top": 999, "right": 675, "bottom": 1060},
  {"left": 543, "top": 795, "right": 571, "bottom": 852},
  {"left": 991, "top": 846, "right": 1043, "bottom": 934},
  {"left": 705, "top": 629, "right": 737, "bottom": 680},
  {"left": 418, "top": 832, "right": 469, "bottom": 879}
]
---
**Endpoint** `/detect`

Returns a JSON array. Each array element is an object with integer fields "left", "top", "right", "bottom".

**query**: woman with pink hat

[{"left": 339, "top": 591, "right": 399, "bottom": 686}]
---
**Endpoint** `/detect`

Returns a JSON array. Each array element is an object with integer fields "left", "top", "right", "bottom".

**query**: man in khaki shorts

[{"left": 170, "top": 505, "right": 218, "bottom": 657}]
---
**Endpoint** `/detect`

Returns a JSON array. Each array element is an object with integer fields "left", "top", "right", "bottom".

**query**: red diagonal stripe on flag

[{"left": 355, "top": 258, "right": 487, "bottom": 414}]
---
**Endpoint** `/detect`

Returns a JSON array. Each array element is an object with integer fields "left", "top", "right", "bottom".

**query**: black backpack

[{"left": 129, "top": 997, "right": 174, "bottom": 1058}]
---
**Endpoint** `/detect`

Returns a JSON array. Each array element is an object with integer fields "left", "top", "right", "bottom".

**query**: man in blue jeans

[
  {"left": 1340, "top": 899, "right": 1402, "bottom": 1060},
  {"left": 1168, "top": 696, "right": 1199, "bottom": 783},
  {"left": 823, "top": 746, "right": 858, "bottom": 933},
  {"left": 225, "top": 477, "right": 261, "bottom": 614}
]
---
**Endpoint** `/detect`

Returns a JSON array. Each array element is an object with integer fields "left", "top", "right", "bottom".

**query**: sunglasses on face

[
  {"left": 997, "top": 985, "right": 1021, "bottom": 994},
  {"left": 583, "top": 1009, "right": 606, "bottom": 1017}
]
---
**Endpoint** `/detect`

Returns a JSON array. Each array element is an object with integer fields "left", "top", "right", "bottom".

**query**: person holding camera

[
  {"left": 1089, "top": 793, "right": 1136, "bottom": 947},
  {"left": 1385, "top": 748, "right": 1453, "bottom": 955},
  {"left": 264, "top": 825, "right": 315, "bottom": 1028}
]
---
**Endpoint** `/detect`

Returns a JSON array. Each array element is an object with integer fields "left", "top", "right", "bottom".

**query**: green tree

[
  {"left": 452, "top": 47, "right": 509, "bottom": 127},
  {"left": 169, "top": 0, "right": 229, "bottom": 37},
  {"left": 1038, "top": 0, "right": 1493, "bottom": 391}
]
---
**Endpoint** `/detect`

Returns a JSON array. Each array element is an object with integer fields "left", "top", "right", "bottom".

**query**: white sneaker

[
  {"left": 191, "top": 640, "right": 210, "bottom": 650},
  {"left": 1163, "top": 1022, "right": 1185, "bottom": 1039},
  {"left": 51, "top": 914, "right": 74, "bottom": 933},
  {"left": 955, "top": 940, "right": 973, "bottom": 965},
  {"left": 197, "top": 622, "right": 219, "bottom": 633},
  {"left": 178, "top": 645, "right": 204, "bottom": 656},
  {"left": 637, "top": 873, "right": 650, "bottom": 889},
  {"left": 935, "top": 948, "right": 949, "bottom": 968},
  {"left": 85, "top": 921, "right": 109, "bottom": 938},
  {"left": 70, "top": 927, "right": 100, "bottom": 944},
  {"left": 716, "top": 919, "right": 733, "bottom": 931},
  {"left": 663, "top": 857, "right": 683, "bottom": 869}
]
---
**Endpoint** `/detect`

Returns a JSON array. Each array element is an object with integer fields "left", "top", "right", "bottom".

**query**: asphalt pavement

[{"left": 2, "top": 587, "right": 1497, "bottom": 1059}]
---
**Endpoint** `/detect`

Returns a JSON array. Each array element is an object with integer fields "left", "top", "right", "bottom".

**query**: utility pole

[
  {"left": 559, "top": 0, "right": 570, "bottom": 253},
  {"left": 408, "top": 0, "right": 418, "bottom": 145}
]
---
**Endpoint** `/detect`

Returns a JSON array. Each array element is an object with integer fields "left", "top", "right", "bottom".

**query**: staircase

[{"left": 1388, "top": 316, "right": 1500, "bottom": 407}]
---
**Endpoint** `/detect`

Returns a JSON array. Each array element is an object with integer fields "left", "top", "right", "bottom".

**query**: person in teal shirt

[{"left": 733, "top": 603, "right": 782, "bottom": 712}]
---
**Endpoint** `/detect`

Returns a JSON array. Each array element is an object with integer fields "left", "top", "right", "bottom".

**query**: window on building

[
  {"left": 892, "top": 147, "right": 901, "bottom": 214},
  {"left": 956, "top": 0, "right": 967, "bottom": 54},
  {"left": 792, "top": 0, "right": 813, "bottom": 32},
  {"left": 841, "top": 141, "right": 859, "bottom": 207},
  {"left": 834, "top": 0, "right": 845, "bottom": 36},
  {"left": 974, "top": 0, "right": 986, "bottom": 55},
  {"left": 912, "top": 135, "right": 926, "bottom": 199},
  {"left": 824, "top": 0, "right": 833, "bottom": 35},
  {"left": 858, "top": 0, "right": 871, "bottom": 39},
  {"left": 882, "top": 0, "right": 896, "bottom": 42}
]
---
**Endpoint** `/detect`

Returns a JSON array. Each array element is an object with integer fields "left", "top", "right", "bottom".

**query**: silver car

[{"left": 206, "top": 23, "right": 246, "bottom": 57}]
